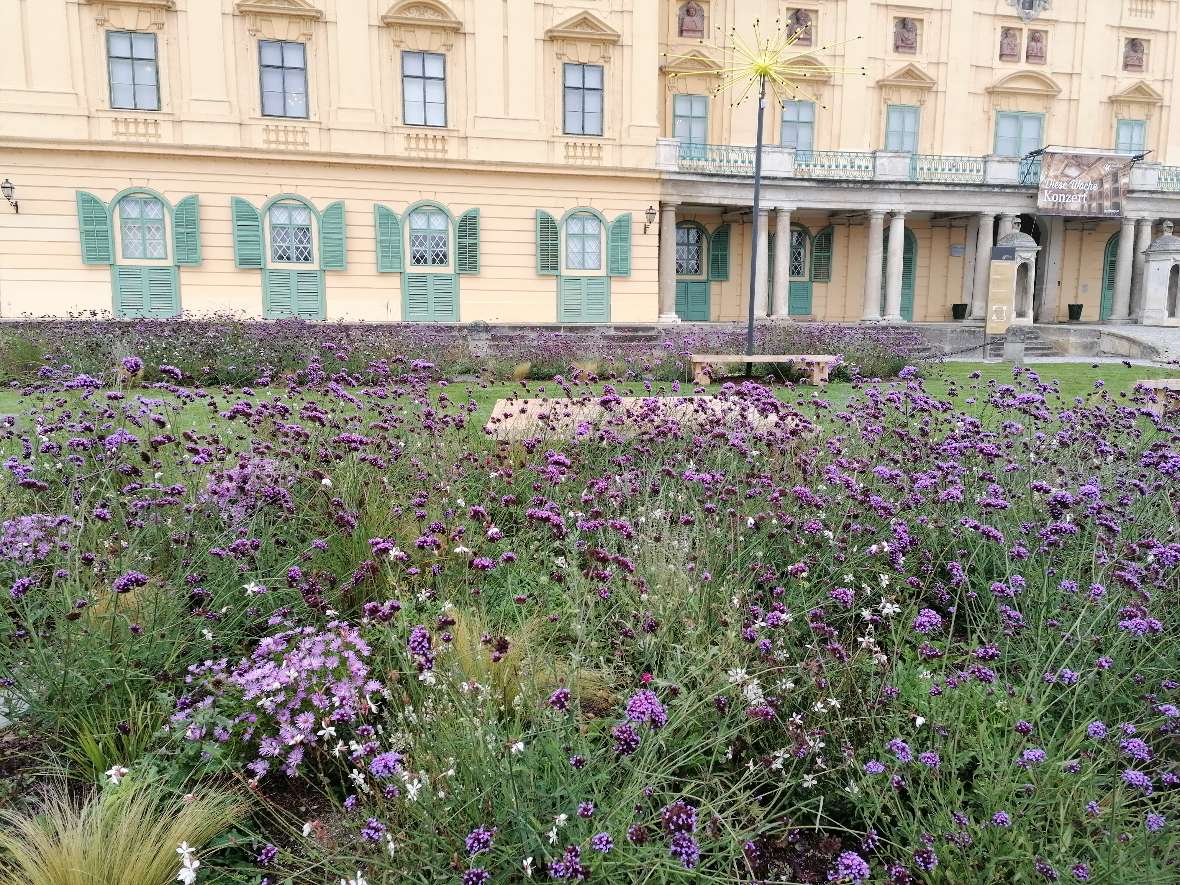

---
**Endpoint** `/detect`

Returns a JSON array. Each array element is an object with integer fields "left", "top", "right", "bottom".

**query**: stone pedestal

[{"left": 1140, "top": 221, "right": 1180, "bottom": 327}]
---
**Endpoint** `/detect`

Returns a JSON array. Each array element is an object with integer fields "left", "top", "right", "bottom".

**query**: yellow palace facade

[{"left": 1, "top": 0, "right": 1179, "bottom": 326}]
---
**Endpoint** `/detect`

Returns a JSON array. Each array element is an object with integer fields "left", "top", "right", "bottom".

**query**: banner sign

[{"left": 1037, "top": 149, "right": 1131, "bottom": 218}]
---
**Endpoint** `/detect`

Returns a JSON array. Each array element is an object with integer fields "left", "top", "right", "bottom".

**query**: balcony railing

[
  {"left": 794, "top": 150, "right": 875, "bottom": 180},
  {"left": 657, "top": 139, "right": 1180, "bottom": 193},
  {"left": 677, "top": 142, "right": 755, "bottom": 174},
  {"left": 911, "top": 153, "right": 986, "bottom": 183}
]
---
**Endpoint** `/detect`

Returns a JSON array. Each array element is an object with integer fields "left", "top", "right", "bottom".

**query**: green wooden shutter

[
  {"left": 146, "top": 266, "right": 180, "bottom": 317},
  {"left": 709, "top": 223, "right": 730, "bottom": 281},
  {"left": 536, "top": 210, "right": 559, "bottom": 276},
  {"left": 608, "top": 213, "right": 632, "bottom": 277},
  {"left": 558, "top": 276, "right": 585, "bottom": 322},
  {"left": 262, "top": 269, "right": 296, "bottom": 317},
  {"left": 767, "top": 232, "right": 775, "bottom": 286},
  {"left": 172, "top": 195, "right": 201, "bottom": 267},
  {"left": 901, "top": 232, "right": 916, "bottom": 321},
  {"left": 430, "top": 274, "right": 458, "bottom": 321},
  {"left": 1100, "top": 234, "right": 1118, "bottom": 320},
  {"left": 232, "top": 198, "right": 264, "bottom": 269},
  {"left": 112, "top": 266, "right": 146, "bottom": 315},
  {"left": 77, "top": 192, "right": 113, "bottom": 265},
  {"left": 457, "top": 209, "right": 480, "bottom": 275},
  {"left": 294, "top": 270, "right": 326, "bottom": 319},
  {"left": 811, "top": 226, "right": 833, "bottom": 283},
  {"left": 404, "top": 272, "right": 432, "bottom": 321},
  {"left": 320, "top": 201, "right": 347, "bottom": 270},
  {"left": 374, "top": 205, "right": 403, "bottom": 273}
]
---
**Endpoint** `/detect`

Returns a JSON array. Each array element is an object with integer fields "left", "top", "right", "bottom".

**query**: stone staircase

[{"left": 986, "top": 326, "right": 1061, "bottom": 360}]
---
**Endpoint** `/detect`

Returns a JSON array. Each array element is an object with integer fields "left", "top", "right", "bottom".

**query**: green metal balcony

[
  {"left": 910, "top": 154, "right": 986, "bottom": 184},
  {"left": 676, "top": 142, "right": 755, "bottom": 175},
  {"left": 1159, "top": 166, "right": 1180, "bottom": 192},
  {"left": 794, "top": 150, "right": 875, "bottom": 180}
]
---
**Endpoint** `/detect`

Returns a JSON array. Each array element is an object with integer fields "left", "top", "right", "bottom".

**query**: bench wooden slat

[{"left": 689, "top": 353, "right": 840, "bottom": 386}]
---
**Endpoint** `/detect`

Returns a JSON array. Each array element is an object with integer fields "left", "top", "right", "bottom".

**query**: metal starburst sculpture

[{"left": 666, "top": 18, "right": 861, "bottom": 364}]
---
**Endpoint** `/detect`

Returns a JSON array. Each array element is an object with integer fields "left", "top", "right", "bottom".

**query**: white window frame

[
  {"left": 107, "top": 30, "right": 160, "bottom": 111},
  {"left": 402, "top": 51, "right": 447, "bottom": 128},
  {"left": 781, "top": 100, "right": 816, "bottom": 152},
  {"left": 259, "top": 39, "right": 309, "bottom": 119},
  {"left": 563, "top": 63, "right": 604, "bottom": 137}
]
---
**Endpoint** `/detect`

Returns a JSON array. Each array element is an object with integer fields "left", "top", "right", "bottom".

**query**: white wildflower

[
  {"left": 523, "top": 856, "right": 535, "bottom": 877},
  {"left": 105, "top": 765, "right": 129, "bottom": 785},
  {"left": 242, "top": 581, "right": 265, "bottom": 596}
]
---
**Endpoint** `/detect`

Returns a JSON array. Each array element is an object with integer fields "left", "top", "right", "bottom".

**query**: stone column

[
  {"left": 960, "top": 214, "right": 979, "bottom": 312},
  {"left": 1038, "top": 216, "right": 1065, "bottom": 324},
  {"left": 969, "top": 213, "right": 995, "bottom": 319},
  {"left": 998, "top": 213, "right": 1016, "bottom": 238},
  {"left": 1130, "top": 217, "right": 1153, "bottom": 318},
  {"left": 771, "top": 207, "right": 791, "bottom": 318},
  {"left": 754, "top": 207, "right": 770, "bottom": 317},
  {"left": 862, "top": 210, "right": 886, "bottom": 320},
  {"left": 883, "top": 211, "right": 906, "bottom": 322},
  {"left": 1110, "top": 216, "right": 1136, "bottom": 322},
  {"left": 657, "top": 202, "right": 680, "bottom": 322}
]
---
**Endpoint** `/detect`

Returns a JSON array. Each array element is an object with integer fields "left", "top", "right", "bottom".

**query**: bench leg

[{"left": 692, "top": 364, "right": 710, "bottom": 386}]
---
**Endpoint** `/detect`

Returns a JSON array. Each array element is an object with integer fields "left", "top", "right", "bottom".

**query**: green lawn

[{"left": 1, "top": 362, "right": 1176, "bottom": 434}]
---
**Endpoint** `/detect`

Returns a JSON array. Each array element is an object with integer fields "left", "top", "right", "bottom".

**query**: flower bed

[{"left": 0, "top": 342, "right": 1176, "bottom": 884}]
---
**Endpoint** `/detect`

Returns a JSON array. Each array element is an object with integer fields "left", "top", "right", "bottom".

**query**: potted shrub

[
  {"left": 951, "top": 303, "right": 968, "bottom": 320},
  {"left": 1067, "top": 303, "right": 1084, "bottom": 322}
]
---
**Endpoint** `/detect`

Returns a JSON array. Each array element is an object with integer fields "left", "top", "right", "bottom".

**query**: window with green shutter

[
  {"left": 536, "top": 211, "right": 560, "bottom": 275},
  {"left": 403, "top": 273, "right": 458, "bottom": 322},
  {"left": 118, "top": 195, "right": 167, "bottom": 260},
  {"left": 77, "top": 192, "right": 114, "bottom": 265},
  {"left": 457, "top": 209, "right": 480, "bottom": 275},
  {"left": 709, "top": 223, "right": 730, "bottom": 281},
  {"left": 269, "top": 201, "right": 314, "bottom": 264},
  {"left": 885, "top": 104, "right": 919, "bottom": 152},
  {"left": 374, "top": 205, "right": 403, "bottom": 273},
  {"left": 232, "top": 198, "right": 264, "bottom": 269},
  {"left": 558, "top": 276, "right": 610, "bottom": 323},
  {"left": 409, "top": 206, "right": 449, "bottom": 267}
]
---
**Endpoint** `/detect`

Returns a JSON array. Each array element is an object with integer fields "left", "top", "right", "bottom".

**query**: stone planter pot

[
  {"left": 951, "top": 303, "right": 968, "bottom": 321},
  {"left": 1067, "top": 304, "right": 1084, "bottom": 322}
]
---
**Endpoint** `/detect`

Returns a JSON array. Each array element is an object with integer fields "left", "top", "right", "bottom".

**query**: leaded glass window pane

[
  {"left": 885, "top": 105, "right": 919, "bottom": 152},
  {"left": 107, "top": 31, "right": 160, "bottom": 111},
  {"left": 781, "top": 100, "right": 815, "bottom": 151},
  {"left": 270, "top": 201, "right": 314, "bottom": 263},
  {"left": 119, "top": 196, "right": 167, "bottom": 261},
  {"left": 259, "top": 40, "right": 309, "bottom": 119},
  {"left": 789, "top": 229, "right": 808, "bottom": 279},
  {"left": 409, "top": 208, "right": 449, "bottom": 266},
  {"left": 675, "top": 225, "right": 703, "bottom": 275},
  {"left": 566, "top": 214, "right": 602, "bottom": 270},
  {"left": 673, "top": 94, "right": 709, "bottom": 145}
]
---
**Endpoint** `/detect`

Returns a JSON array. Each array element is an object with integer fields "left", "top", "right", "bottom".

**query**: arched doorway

[
  {"left": 1015, "top": 262, "right": 1032, "bottom": 319},
  {"left": 674, "top": 221, "right": 710, "bottom": 321},
  {"left": 879, "top": 228, "right": 917, "bottom": 321},
  {"left": 1100, "top": 232, "right": 1119, "bottom": 321}
]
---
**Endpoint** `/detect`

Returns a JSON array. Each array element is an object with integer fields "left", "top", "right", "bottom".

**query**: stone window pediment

[
  {"left": 1111, "top": 80, "right": 1163, "bottom": 121},
  {"left": 383, "top": 0, "right": 462, "bottom": 50},
  {"left": 986, "top": 69, "right": 1061, "bottom": 112},
  {"left": 83, "top": 0, "right": 175, "bottom": 31},
  {"left": 878, "top": 62, "right": 935, "bottom": 106},
  {"left": 662, "top": 50, "right": 721, "bottom": 78},
  {"left": 236, "top": 0, "right": 323, "bottom": 41},
  {"left": 547, "top": 11, "right": 620, "bottom": 62}
]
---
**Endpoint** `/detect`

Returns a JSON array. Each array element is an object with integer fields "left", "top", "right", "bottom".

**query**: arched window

[
  {"left": 269, "top": 201, "right": 314, "bottom": 264},
  {"left": 676, "top": 223, "right": 705, "bottom": 275},
  {"left": 117, "top": 194, "right": 168, "bottom": 261},
  {"left": 566, "top": 212, "right": 603, "bottom": 271},
  {"left": 409, "top": 206, "right": 449, "bottom": 266}
]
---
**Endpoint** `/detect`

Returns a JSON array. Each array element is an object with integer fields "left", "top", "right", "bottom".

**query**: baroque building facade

[{"left": 0, "top": 0, "right": 1178, "bottom": 326}]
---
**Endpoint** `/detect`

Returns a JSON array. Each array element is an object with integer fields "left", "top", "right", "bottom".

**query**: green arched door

[
  {"left": 674, "top": 222, "right": 710, "bottom": 321},
  {"left": 1099, "top": 233, "right": 1118, "bottom": 321},
  {"left": 880, "top": 228, "right": 917, "bottom": 321}
]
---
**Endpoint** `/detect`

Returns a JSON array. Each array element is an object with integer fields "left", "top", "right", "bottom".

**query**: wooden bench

[
  {"left": 690, "top": 354, "right": 840, "bottom": 386},
  {"left": 1136, "top": 378, "right": 1180, "bottom": 416}
]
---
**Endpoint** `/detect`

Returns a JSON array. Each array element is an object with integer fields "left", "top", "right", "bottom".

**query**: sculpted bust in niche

[
  {"left": 787, "top": 9, "right": 813, "bottom": 46},
  {"left": 678, "top": 1, "right": 705, "bottom": 39},
  {"left": 894, "top": 18, "right": 918, "bottom": 54},
  {"left": 999, "top": 27, "right": 1021, "bottom": 61},
  {"left": 1124, "top": 38, "right": 1146, "bottom": 72},
  {"left": 1026, "top": 30, "right": 1046, "bottom": 64}
]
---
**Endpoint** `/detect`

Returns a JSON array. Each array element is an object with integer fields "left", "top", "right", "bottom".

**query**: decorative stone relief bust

[
  {"left": 678, "top": 1, "right": 705, "bottom": 39},
  {"left": 787, "top": 9, "right": 813, "bottom": 46},
  {"left": 894, "top": 18, "right": 918, "bottom": 54},
  {"left": 1026, "top": 30, "right": 1046, "bottom": 64},
  {"left": 1124, "top": 38, "right": 1146, "bottom": 72},
  {"left": 999, "top": 27, "right": 1021, "bottom": 61}
]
